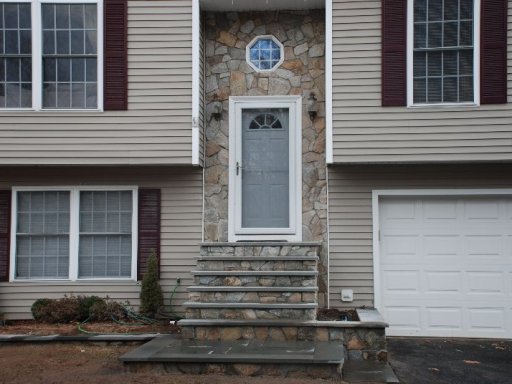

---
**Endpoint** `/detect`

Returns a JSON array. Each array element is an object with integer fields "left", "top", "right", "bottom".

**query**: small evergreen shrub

[
  {"left": 89, "top": 299, "right": 126, "bottom": 321},
  {"left": 139, "top": 251, "right": 163, "bottom": 317},
  {"left": 30, "top": 295, "right": 126, "bottom": 323}
]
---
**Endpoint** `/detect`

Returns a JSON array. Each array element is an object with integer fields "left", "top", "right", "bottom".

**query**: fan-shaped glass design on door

[{"left": 249, "top": 113, "right": 283, "bottom": 130}]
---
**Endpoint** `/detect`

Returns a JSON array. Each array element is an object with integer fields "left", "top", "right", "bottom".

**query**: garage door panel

[{"left": 379, "top": 195, "right": 512, "bottom": 338}]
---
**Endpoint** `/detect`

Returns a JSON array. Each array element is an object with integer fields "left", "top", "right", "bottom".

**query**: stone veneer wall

[{"left": 202, "top": 11, "right": 327, "bottom": 305}]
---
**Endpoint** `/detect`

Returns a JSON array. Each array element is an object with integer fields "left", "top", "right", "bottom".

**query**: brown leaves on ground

[{"left": 463, "top": 360, "right": 481, "bottom": 365}]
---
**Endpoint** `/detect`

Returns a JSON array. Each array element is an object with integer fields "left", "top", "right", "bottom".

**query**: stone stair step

[
  {"left": 342, "top": 360, "right": 400, "bottom": 383},
  {"left": 187, "top": 286, "right": 318, "bottom": 292},
  {"left": 121, "top": 336, "right": 344, "bottom": 379}
]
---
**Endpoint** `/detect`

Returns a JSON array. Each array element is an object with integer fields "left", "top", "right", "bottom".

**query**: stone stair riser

[
  {"left": 197, "top": 260, "right": 317, "bottom": 272},
  {"left": 188, "top": 291, "right": 317, "bottom": 304},
  {"left": 186, "top": 308, "right": 317, "bottom": 321},
  {"left": 181, "top": 325, "right": 387, "bottom": 362},
  {"left": 195, "top": 275, "right": 317, "bottom": 287},
  {"left": 200, "top": 245, "right": 319, "bottom": 257}
]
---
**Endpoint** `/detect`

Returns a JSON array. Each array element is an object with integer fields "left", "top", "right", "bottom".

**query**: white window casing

[
  {"left": 406, "top": 0, "right": 480, "bottom": 107},
  {"left": 10, "top": 186, "right": 138, "bottom": 282}
]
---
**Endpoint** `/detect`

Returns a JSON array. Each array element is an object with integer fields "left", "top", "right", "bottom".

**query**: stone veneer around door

[{"left": 202, "top": 10, "right": 327, "bottom": 305}]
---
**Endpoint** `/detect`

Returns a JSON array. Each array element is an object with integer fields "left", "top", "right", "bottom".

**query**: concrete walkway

[{"left": 388, "top": 337, "right": 512, "bottom": 384}]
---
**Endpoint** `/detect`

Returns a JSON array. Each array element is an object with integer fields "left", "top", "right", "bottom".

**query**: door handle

[{"left": 236, "top": 161, "right": 244, "bottom": 175}]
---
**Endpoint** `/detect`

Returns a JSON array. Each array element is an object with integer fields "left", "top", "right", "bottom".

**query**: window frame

[
  {"left": 0, "top": 0, "right": 103, "bottom": 112},
  {"left": 246, "top": 35, "right": 284, "bottom": 73},
  {"left": 406, "top": 0, "right": 481, "bottom": 107},
  {"left": 9, "top": 185, "right": 138, "bottom": 282}
]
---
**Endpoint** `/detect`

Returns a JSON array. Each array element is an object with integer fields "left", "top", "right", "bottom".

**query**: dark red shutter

[
  {"left": 381, "top": 0, "right": 407, "bottom": 106},
  {"left": 138, "top": 189, "right": 161, "bottom": 280},
  {"left": 480, "top": 0, "right": 507, "bottom": 104},
  {"left": 104, "top": 0, "right": 128, "bottom": 110},
  {"left": 0, "top": 190, "right": 12, "bottom": 282}
]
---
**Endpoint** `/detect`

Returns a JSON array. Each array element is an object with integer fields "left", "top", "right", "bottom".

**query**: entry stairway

[{"left": 121, "top": 242, "right": 397, "bottom": 381}]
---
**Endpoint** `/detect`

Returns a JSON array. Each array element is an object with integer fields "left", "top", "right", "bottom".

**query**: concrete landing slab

[
  {"left": 120, "top": 336, "right": 344, "bottom": 365},
  {"left": 343, "top": 360, "right": 399, "bottom": 383}
]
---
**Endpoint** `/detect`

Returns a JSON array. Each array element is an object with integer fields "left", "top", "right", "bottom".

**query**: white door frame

[
  {"left": 228, "top": 96, "right": 302, "bottom": 242},
  {"left": 372, "top": 188, "right": 512, "bottom": 313}
]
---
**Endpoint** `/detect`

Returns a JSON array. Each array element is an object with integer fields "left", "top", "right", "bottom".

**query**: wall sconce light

[
  {"left": 211, "top": 99, "right": 223, "bottom": 121},
  {"left": 307, "top": 92, "right": 318, "bottom": 121}
]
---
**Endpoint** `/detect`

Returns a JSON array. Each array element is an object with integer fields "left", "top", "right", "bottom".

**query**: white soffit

[{"left": 200, "top": 0, "right": 325, "bottom": 11}]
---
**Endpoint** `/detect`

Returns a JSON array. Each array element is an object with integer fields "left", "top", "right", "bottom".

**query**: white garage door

[{"left": 378, "top": 195, "right": 512, "bottom": 338}]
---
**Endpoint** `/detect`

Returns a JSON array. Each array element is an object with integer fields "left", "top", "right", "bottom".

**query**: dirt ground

[
  {"left": 0, "top": 343, "right": 343, "bottom": 384},
  {"left": 0, "top": 320, "right": 179, "bottom": 336}
]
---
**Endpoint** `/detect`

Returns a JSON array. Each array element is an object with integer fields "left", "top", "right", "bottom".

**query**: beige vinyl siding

[
  {"left": 328, "top": 163, "right": 512, "bottom": 308},
  {"left": 0, "top": 166, "right": 202, "bottom": 319},
  {"left": 0, "top": 1, "right": 194, "bottom": 166},
  {"left": 331, "top": 0, "right": 512, "bottom": 163}
]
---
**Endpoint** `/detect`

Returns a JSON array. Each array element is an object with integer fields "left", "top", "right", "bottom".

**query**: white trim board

[
  {"left": 191, "top": 0, "right": 201, "bottom": 166},
  {"left": 371, "top": 188, "right": 512, "bottom": 313},
  {"left": 325, "top": 0, "right": 333, "bottom": 164},
  {"left": 228, "top": 96, "right": 302, "bottom": 242}
]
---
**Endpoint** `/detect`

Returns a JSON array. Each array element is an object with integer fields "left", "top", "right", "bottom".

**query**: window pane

[
  {"left": 444, "top": 0, "right": 458, "bottom": 21},
  {"left": 56, "top": 4, "right": 69, "bottom": 29},
  {"left": 444, "top": 22, "right": 458, "bottom": 47},
  {"left": 70, "top": 4, "right": 84, "bottom": 29},
  {"left": 5, "top": 30, "right": 19, "bottom": 54},
  {"left": 427, "top": 77, "right": 442, "bottom": 103},
  {"left": 4, "top": 4, "right": 18, "bottom": 28},
  {"left": 56, "top": 30, "right": 70, "bottom": 54},
  {"left": 459, "top": 50, "right": 473, "bottom": 75},
  {"left": 71, "top": 30, "right": 84, "bottom": 54},
  {"left": 79, "top": 191, "right": 133, "bottom": 278},
  {"left": 414, "top": 23, "right": 426, "bottom": 48},
  {"left": 459, "top": 76, "right": 473, "bottom": 102},
  {"left": 19, "top": 3, "right": 30, "bottom": 28},
  {"left": 42, "top": 5, "right": 54, "bottom": 29},
  {"left": 84, "top": 4, "right": 96, "bottom": 28},
  {"left": 413, "top": 51, "right": 426, "bottom": 77},
  {"left": 43, "top": 58, "right": 56, "bottom": 82},
  {"left": 43, "top": 31, "right": 55, "bottom": 55},
  {"left": 414, "top": 78, "right": 427, "bottom": 103},
  {"left": 443, "top": 51, "right": 457, "bottom": 76},
  {"left": 460, "top": 21, "right": 473, "bottom": 46},
  {"left": 428, "top": 22, "right": 442, "bottom": 48},
  {"left": 414, "top": 0, "right": 427, "bottom": 22},
  {"left": 443, "top": 77, "right": 458, "bottom": 102},
  {"left": 15, "top": 191, "right": 70, "bottom": 280},
  {"left": 57, "top": 82, "right": 71, "bottom": 108},
  {"left": 428, "top": 0, "right": 442, "bottom": 21},
  {"left": 427, "top": 51, "right": 442, "bottom": 76}
]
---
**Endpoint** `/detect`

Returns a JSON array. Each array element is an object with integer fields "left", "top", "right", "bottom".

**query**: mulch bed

[
  {"left": 0, "top": 319, "right": 180, "bottom": 336},
  {"left": 317, "top": 308, "right": 359, "bottom": 321}
]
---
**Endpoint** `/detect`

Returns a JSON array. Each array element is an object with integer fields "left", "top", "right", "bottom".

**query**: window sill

[
  {"left": 7, "top": 278, "right": 137, "bottom": 284},
  {"left": 407, "top": 102, "right": 480, "bottom": 109},
  {"left": 0, "top": 109, "right": 104, "bottom": 113}
]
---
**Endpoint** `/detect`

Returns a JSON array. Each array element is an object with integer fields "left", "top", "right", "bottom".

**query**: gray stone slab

[
  {"left": 120, "top": 336, "right": 345, "bottom": 365},
  {"left": 343, "top": 360, "right": 400, "bottom": 383}
]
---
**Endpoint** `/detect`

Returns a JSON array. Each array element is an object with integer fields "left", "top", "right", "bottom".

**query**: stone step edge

[
  {"left": 179, "top": 319, "right": 388, "bottom": 329},
  {"left": 192, "top": 270, "right": 318, "bottom": 276},
  {"left": 187, "top": 286, "right": 318, "bottom": 292},
  {"left": 198, "top": 256, "right": 319, "bottom": 261},
  {"left": 184, "top": 302, "right": 317, "bottom": 309},
  {"left": 200, "top": 242, "right": 321, "bottom": 247}
]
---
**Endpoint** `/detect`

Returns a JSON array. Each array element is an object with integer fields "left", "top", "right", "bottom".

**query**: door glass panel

[{"left": 241, "top": 108, "right": 289, "bottom": 228}]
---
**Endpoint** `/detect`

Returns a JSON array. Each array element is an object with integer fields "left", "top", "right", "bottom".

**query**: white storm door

[{"left": 229, "top": 97, "right": 301, "bottom": 241}]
